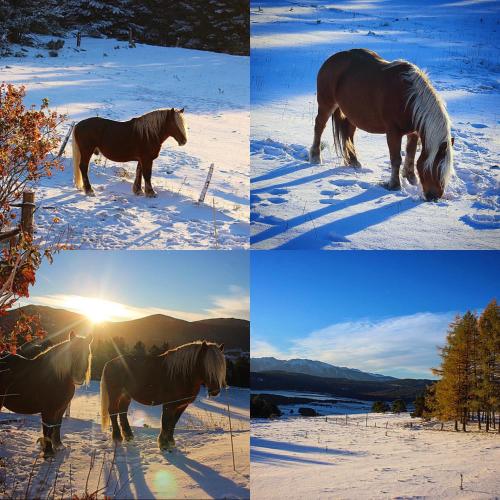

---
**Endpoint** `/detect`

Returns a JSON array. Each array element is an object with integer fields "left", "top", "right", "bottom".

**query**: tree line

[
  {"left": 413, "top": 299, "right": 499, "bottom": 432},
  {"left": 0, "top": 0, "right": 248, "bottom": 56},
  {"left": 90, "top": 337, "right": 249, "bottom": 388}
]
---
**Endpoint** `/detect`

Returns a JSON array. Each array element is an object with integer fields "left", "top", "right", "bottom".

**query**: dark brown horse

[
  {"left": 310, "top": 49, "right": 454, "bottom": 201},
  {"left": 0, "top": 332, "right": 92, "bottom": 457},
  {"left": 100, "top": 340, "right": 226, "bottom": 451},
  {"left": 72, "top": 108, "right": 188, "bottom": 197}
]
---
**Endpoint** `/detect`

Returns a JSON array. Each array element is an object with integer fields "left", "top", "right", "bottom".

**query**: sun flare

[{"left": 62, "top": 296, "right": 127, "bottom": 324}]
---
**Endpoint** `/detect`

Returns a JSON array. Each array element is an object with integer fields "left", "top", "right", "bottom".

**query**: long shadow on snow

[
  {"left": 252, "top": 168, "right": 339, "bottom": 195},
  {"left": 164, "top": 452, "right": 248, "bottom": 498},
  {"left": 276, "top": 195, "right": 420, "bottom": 249},
  {"left": 110, "top": 442, "right": 155, "bottom": 499},
  {"left": 251, "top": 436, "right": 361, "bottom": 465},
  {"left": 251, "top": 188, "right": 388, "bottom": 245}
]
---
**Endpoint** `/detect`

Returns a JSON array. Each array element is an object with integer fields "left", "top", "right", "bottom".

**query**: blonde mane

[
  {"left": 132, "top": 109, "right": 169, "bottom": 142},
  {"left": 386, "top": 60, "right": 453, "bottom": 185},
  {"left": 35, "top": 336, "right": 92, "bottom": 384},
  {"left": 132, "top": 109, "right": 187, "bottom": 143},
  {"left": 174, "top": 111, "right": 188, "bottom": 142},
  {"left": 163, "top": 340, "right": 226, "bottom": 389}
]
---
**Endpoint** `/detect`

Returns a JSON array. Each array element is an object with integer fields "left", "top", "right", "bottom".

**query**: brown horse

[
  {"left": 310, "top": 49, "right": 454, "bottom": 201},
  {"left": 0, "top": 332, "right": 92, "bottom": 457},
  {"left": 72, "top": 108, "right": 188, "bottom": 197},
  {"left": 100, "top": 340, "right": 226, "bottom": 451}
]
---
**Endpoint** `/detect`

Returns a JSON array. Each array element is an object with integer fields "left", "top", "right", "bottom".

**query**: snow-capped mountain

[{"left": 251, "top": 357, "right": 395, "bottom": 382}]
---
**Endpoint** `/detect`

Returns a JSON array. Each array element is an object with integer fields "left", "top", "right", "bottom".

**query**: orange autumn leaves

[{"left": 0, "top": 83, "right": 64, "bottom": 352}]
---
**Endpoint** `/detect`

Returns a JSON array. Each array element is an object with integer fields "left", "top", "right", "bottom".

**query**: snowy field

[
  {"left": 2, "top": 37, "right": 249, "bottom": 249},
  {"left": 251, "top": 413, "right": 500, "bottom": 499},
  {"left": 250, "top": 0, "right": 500, "bottom": 249},
  {"left": 0, "top": 382, "right": 249, "bottom": 499}
]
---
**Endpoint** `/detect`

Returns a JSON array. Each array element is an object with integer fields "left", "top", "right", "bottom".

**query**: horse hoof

[
  {"left": 124, "top": 434, "right": 134, "bottom": 442},
  {"left": 309, "top": 155, "right": 321, "bottom": 165},
  {"left": 381, "top": 181, "right": 401, "bottom": 191},
  {"left": 85, "top": 190, "right": 95, "bottom": 197},
  {"left": 348, "top": 159, "right": 362, "bottom": 168},
  {"left": 404, "top": 175, "right": 418, "bottom": 186},
  {"left": 145, "top": 191, "right": 157, "bottom": 198},
  {"left": 133, "top": 190, "right": 144, "bottom": 196}
]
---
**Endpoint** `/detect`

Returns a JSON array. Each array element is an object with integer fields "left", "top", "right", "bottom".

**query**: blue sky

[
  {"left": 251, "top": 251, "right": 499, "bottom": 379},
  {"left": 24, "top": 251, "right": 249, "bottom": 321}
]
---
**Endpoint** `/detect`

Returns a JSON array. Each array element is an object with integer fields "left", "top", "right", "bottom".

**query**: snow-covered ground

[
  {"left": 251, "top": 413, "right": 500, "bottom": 499},
  {"left": 0, "top": 382, "right": 249, "bottom": 499},
  {"left": 2, "top": 36, "right": 249, "bottom": 249},
  {"left": 250, "top": 0, "right": 500, "bottom": 249}
]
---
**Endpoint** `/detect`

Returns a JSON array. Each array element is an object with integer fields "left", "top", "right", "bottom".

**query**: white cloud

[
  {"left": 22, "top": 294, "right": 209, "bottom": 322},
  {"left": 205, "top": 285, "right": 250, "bottom": 320},
  {"left": 253, "top": 312, "right": 455, "bottom": 378},
  {"left": 22, "top": 285, "right": 249, "bottom": 323}
]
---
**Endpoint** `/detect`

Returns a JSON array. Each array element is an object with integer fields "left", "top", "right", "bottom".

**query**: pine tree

[
  {"left": 132, "top": 340, "right": 146, "bottom": 356},
  {"left": 477, "top": 299, "right": 500, "bottom": 432}
]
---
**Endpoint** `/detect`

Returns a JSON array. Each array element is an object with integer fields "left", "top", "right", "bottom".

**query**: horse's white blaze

[
  {"left": 164, "top": 341, "right": 226, "bottom": 390},
  {"left": 72, "top": 129, "right": 84, "bottom": 189},
  {"left": 174, "top": 111, "right": 188, "bottom": 142},
  {"left": 391, "top": 62, "right": 454, "bottom": 186}
]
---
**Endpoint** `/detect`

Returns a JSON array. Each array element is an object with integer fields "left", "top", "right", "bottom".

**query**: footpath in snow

[
  {"left": 250, "top": 0, "right": 499, "bottom": 249},
  {"left": 2, "top": 36, "right": 249, "bottom": 249},
  {"left": 0, "top": 382, "right": 249, "bottom": 499},
  {"left": 251, "top": 413, "right": 500, "bottom": 499}
]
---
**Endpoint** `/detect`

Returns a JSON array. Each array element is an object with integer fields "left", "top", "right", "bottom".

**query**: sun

[{"left": 63, "top": 296, "right": 115, "bottom": 324}]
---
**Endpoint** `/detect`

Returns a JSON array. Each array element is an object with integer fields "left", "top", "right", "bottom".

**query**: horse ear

[
  {"left": 451, "top": 136, "right": 455, "bottom": 147},
  {"left": 69, "top": 330, "right": 76, "bottom": 341},
  {"left": 179, "top": 108, "right": 184, "bottom": 114},
  {"left": 219, "top": 343, "right": 224, "bottom": 352},
  {"left": 170, "top": 107, "right": 174, "bottom": 113}
]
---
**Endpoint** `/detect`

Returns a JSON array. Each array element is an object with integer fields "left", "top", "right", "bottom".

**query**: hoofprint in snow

[
  {"left": 1, "top": 36, "right": 249, "bottom": 249},
  {"left": 251, "top": 413, "right": 500, "bottom": 499},
  {"left": 250, "top": 0, "right": 500, "bottom": 249},
  {"left": 0, "top": 382, "right": 249, "bottom": 499}
]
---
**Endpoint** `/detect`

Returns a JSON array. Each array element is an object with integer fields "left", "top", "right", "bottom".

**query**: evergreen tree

[
  {"left": 477, "top": 299, "right": 500, "bottom": 432},
  {"left": 132, "top": 340, "right": 146, "bottom": 356},
  {"left": 391, "top": 399, "right": 407, "bottom": 414}
]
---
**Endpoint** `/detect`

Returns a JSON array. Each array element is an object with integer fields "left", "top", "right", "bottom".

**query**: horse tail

[
  {"left": 331, "top": 108, "right": 354, "bottom": 164},
  {"left": 100, "top": 368, "right": 110, "bottom": 431},
  {"left": 72, "top": 127, "right": 84, "bottom": 190}
]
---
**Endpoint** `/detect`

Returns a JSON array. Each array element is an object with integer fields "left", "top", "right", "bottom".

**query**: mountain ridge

[
  {"left": 251, "top": 356, "right": 395, "bottom": 382},
  {"left": 1, "top": 305, "right": 249, "bottom": 351}
]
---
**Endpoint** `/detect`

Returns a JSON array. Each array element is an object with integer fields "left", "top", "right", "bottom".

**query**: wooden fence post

[
  {"left": 128, "top": 28, "right": 136, "bottom": 48},
  {"left": 21, "top": 192, "right": 35, "bottom": 236}
]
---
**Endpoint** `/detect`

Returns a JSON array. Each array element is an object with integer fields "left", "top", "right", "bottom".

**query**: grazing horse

[
  {"left": 72, "top": 108, "right": 188, "bottom": 197},
  {"left": 100, "top": 340, "right": 226, "bottom": 451},
  {"left": 310, "top": 49, "right": 454, "bottom": 201},
  {"left": 0, "top": 332, "right": 92, "bottom": 457}
]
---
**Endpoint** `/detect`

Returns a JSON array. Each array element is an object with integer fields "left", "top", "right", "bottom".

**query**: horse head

[
  {"left": 417, "top": 139, "right": 453, "bottom": 201},
  {"left": 198, "top": 341, "right": 226, "bottom": 397},
  {"left": 69, "top": 332, "right": 93, "bottom": 386},
  {"left": 170, "top": 108, "right": 188, "bottom": 146}
]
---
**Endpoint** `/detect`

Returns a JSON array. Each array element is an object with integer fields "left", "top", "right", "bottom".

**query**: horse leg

[
  {"left": 40, "top": 411, "right": 57, "bottom": 458},
  {"left": 159, "top": 404, "right": 177, "bottom": 451},
  {"left": 382, "top": 130, "right": 403, "bottom": 191},
  {"left": 310, "top": 104, "right": 333, "bottom": 164},
  {"left": 51, "top": 409, "right": 66, "bottom": 450},
  {"left": 402, "top": 132, "right": 419, "bottom": 185},
  {"left": 79, "top": 150, "right": 95, "bottom": 197},
  {"left": 141, "top": 159, "right": 157, "bottom": 198},
  {"left": 118, "top": 395, "right": 134, "bottom": 441},
  {"left": 344, "top": 119, "right": 361, "bottom": 167},
  {"left": 133, "top": 161, "right": 144, "bottom": 195}
]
